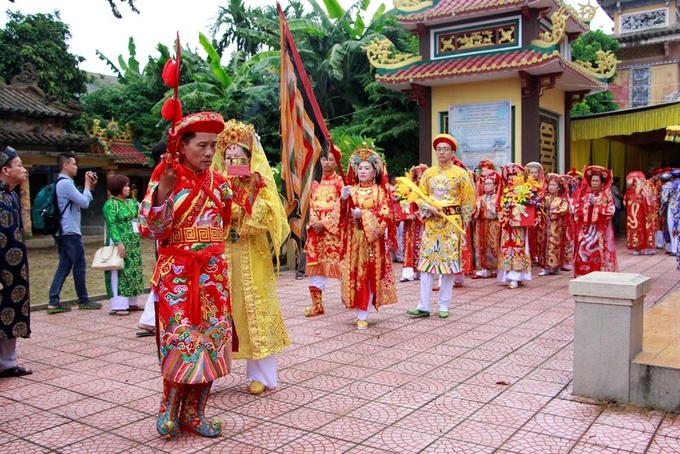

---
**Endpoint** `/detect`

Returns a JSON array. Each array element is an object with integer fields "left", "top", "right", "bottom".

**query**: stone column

[{"left": 568, "top": 271, "right": 651, "bottom": 402}]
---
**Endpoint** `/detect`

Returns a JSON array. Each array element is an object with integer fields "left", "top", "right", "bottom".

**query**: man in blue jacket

[{"left": 47, "top": 152, "right": 101, "bottom": 314}]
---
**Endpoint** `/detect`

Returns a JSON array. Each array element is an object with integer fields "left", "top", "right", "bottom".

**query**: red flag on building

[{"left": 278, "top": 3, "right": 343, "bottom": 259}]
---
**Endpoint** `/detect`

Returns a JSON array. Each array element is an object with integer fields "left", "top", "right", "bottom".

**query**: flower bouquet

[
  {"left": 500, "top": 175, "right": 542, "bottom": 226},
  {"left": 393, "top": 174, "right": 420, "bottom": 220}
]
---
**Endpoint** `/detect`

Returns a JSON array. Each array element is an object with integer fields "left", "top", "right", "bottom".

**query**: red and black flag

[{"left": 278, "top": 3, "right": 343, "bottom": 258}]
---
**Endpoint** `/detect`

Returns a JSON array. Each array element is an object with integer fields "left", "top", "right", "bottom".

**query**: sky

[{"left": 2, "top": 0, "right": 614, "bottom": 76}]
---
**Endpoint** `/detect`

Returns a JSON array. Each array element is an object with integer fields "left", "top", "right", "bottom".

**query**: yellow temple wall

[
  {"left": 651, "top": 64, "right": 679, "bottom": 104},
  {"left": 431, "top": 78, "right": 523, "bottom": 162},
  {"left": 539, "top": 88, "right": 565, "bottom": 114}
]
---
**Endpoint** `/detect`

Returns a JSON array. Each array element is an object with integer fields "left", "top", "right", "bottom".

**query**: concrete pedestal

[{"left": 569, "top": 272, "right": 651, "bottom": 402}]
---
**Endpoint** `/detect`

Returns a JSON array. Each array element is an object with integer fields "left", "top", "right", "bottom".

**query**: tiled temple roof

[
  {"left": 0, "top": 128, "right": 95, "bottom": 151},
  {"left": 396, "top": 0, "right": 589, "bottom": 34},
  {"left": 0, "top": 83, "right": 79, "bottom": 118},
  {"left": 109, "top": 142, "right": 148, "bottom": 165},
  {"left": 375, "top": 47, "right": 606, "bottom": 92}
]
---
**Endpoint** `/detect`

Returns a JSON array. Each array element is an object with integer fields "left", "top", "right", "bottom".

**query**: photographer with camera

[{"left": 47, "top": 152, "right": 101, "bottom": 314}]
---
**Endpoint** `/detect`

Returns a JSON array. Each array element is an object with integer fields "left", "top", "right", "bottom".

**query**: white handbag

[{"left": 91, "top": 244, "right": 124, "bottom": 271}]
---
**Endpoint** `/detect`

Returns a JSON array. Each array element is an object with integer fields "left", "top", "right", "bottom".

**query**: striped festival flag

[{"left": 278, "top": 4, "right": 343, "bottom": 261}]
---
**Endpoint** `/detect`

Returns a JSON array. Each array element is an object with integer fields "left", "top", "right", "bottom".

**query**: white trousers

[
  {"left": 246, "top": 355, "right": 278, "bottom": 388},
  {"left": 401, "top": 267, "right": 415, "bottom": 280},
  {"left": 138, "top": 291, "right": 157, "bottom": 327},
  {"left": 418, "top": 272, "right": 454, "bottom": 312},
  {"left": 655, "top": 231, "right": 665, "bottom": 249},
  {"left": 0, "top": 338, "right": 17, "bottom": 370},
  {"left": 109, "top": 268, "right": 139, "bottom": 311},
  {"left": 308, "top": 275, "right": 327, "bottom": 291}
]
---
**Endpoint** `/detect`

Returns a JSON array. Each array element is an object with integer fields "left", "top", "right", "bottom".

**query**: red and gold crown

[{"left": 217, "top": 119, "right": 255, "bottom": 153}]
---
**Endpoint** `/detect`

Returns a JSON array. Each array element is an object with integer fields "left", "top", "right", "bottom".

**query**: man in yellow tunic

[
  {"left": 211, "top": 119, "right": 291, "bottom": 395},
  {"left": 406, "top": 134, "right": 475, "bottom": 319},
  {"left": 303, "top": 153, "right": 344, "bottom": 317}
]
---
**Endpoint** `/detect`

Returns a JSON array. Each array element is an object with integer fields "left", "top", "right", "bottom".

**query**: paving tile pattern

[{"left": 2, "top": 241, "right": 680, "bottom": 452}]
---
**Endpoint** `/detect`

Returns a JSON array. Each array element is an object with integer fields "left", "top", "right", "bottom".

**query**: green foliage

[
  {"left": 571, "top": 30, "right": 620, "bottom": 83},
  {"left": 74, "top": 73, "right": 168, "bottom": 148},
  {"left": 570, "top": 91, "right": 619, "bottom": 118},
  {"left": 570, "top": 30, "right": 621, "bottom": 117},
  {"left": 332, "top": 82, "right": 418, "bottom": 176},
  {"left": 0, "top": 11, "right": 88, "bottom": 102}
]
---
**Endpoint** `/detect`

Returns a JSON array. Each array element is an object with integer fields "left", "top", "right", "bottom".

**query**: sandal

[
  {"left": 0, "top": 365, "right": 32, "bottom": 378},
  {"left": 127, "top": 305, "right": 143, "bottom": 312},
  {"left": 109, "top": 310, "right": 130, "bottom": 316},
  {"left": 406, "top": 308, "right": 430, "bottom": 318},
  {"left": 136, "top": 330, "right": 155, "bottom": 337}
]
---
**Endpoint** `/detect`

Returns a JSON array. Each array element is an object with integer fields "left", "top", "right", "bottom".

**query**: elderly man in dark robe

[{"left": 0, "top": 145, "right": 32, "bottom": 378}]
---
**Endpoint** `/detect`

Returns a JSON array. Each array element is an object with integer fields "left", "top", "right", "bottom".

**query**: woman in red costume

[
  {"left": 337, "top": 147, "right": 398, "bottom": 329},
  {"left": 472, "top": 169, "right": 501, "bottom": 279},
  {"left": 497, "top": 163, "right": 532, "bottom": 289},
  {"left": 560, "top": 173, "right": 581, "bottom": 272},
  {"left": 574, "top": 165, "right": 618, "bottom": 277},
  {"left": 625, "top": 170, "right": 655, "bottom": 255},
  {"left": 537, "top": 173, "right": 569, "bottom": 275}
]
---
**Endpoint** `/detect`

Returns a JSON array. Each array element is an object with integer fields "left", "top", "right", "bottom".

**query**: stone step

[{"left": 630, "top": 289, "right": 680, "bottom": 411}]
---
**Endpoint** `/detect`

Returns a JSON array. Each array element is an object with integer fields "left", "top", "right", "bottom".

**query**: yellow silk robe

[{"left": 416, "top": 164, "right": 476, "bottom": 274}]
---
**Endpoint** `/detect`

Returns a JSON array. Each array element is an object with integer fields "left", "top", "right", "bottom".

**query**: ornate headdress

[
  {"left": 478, "top": 159, "right": 496, "bottom": 172},
  {"left": 583, "top": 165, "right": 612, "bottom": 188},
  {"left": 567, "top": 167, "right": 583, "bottom": 179},
  {"left": 216, "top": 119, "right": 255, "bottom": 153},
  {"left": 545, "top": 172, "right": 567, "bottom": 196},
  {"left": 408, "top": 164, "right": 429, "bottom": 183},
  {"left": 625, "top": 170, "right": 646, "bottom": 188},
  {"left": 347, "top": 147, "right": 385, "bottom": 183},
  {"left": 158, "top": 34, "right": 223, "bottom": 164},
  {"left": 500, "top": 163, "right": 525, "bottom": 186}
]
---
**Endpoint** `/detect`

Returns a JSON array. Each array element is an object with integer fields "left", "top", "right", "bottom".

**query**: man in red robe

[{"left": 139, "top": 112, "right": 233, "bottom": 438}]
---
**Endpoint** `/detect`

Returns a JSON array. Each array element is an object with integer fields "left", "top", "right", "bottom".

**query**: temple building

[
  {"left": 0, "top": 66, "right": 148, "bottom": 236},
  {"left": 365, "top": 0, "right": 617, "bottom": 172},
  {"left": 569, "top": 0, "right": 680, "bottom": 176},
  {"left": 599, "top": 0, "right": 680, "bottom": 108}
]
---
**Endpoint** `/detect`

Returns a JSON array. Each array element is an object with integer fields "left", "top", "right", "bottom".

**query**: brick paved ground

[{"left": 2, "top": 239, "right": 680, "bottom": 453}]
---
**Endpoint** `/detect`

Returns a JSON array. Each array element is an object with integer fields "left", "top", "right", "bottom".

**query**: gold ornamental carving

[
  {"left": 573, "top": 50, "right": 620, "bottom": 80},
  {"left": 363, "top": 37, "right": 422, "bottom": 70},
  {"left": 568, "top": 0, "right": 598, "bottom": 24},
  {"left": 393, "top": 0, "right": 433, "bottom": 13},
  {"left": 85, "top": 118, "right": 136, "bottom": 154},
  {"left": 532, "top": 6, "right": 568, "bottom": 48}
]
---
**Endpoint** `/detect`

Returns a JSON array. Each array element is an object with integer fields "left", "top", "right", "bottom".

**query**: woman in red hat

[
  {"left": 573, "top": 165, "right": 618, "bottom": 277},
  {"left": 338, "top": 147, "right": 398, "bottom": 329},
  {"left": 472, "top": 169, "right": 502, "bottom": 279},
  {"left": 537, "top": 173, "right": 569, "bottom": 275},
  {"left": 497, "top": 163, "right": 532, "bottom": 288}
]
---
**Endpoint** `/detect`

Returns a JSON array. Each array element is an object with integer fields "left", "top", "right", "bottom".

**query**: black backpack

[{"left": 31, "top": 177, "right": 71, "bottom": 235}]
